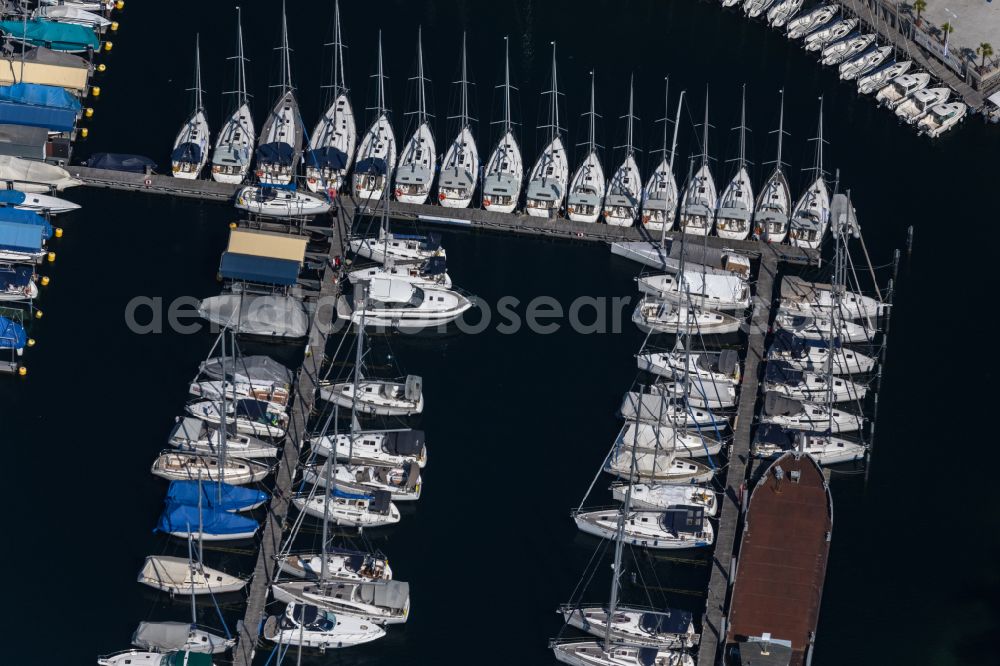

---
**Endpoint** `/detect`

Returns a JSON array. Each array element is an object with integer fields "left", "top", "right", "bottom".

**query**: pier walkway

[{"left": 696, "top": 247, "right": 779, "bottom": 665}]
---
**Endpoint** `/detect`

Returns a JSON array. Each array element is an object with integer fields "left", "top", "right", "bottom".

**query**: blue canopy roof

[
  {"left": 171, "top": 142, "right": 202, "bottom": 164},
  {"left": 306, "top": 146, "right": 348, "bottom": 170},
  {"left": 83, "top": 153, "right": 158, "bottom": 173},
  {"left": 0, "top": 208, "right": 52, "bottom": 240},
  {"left": 0, "top": 220, "right": 43, "bottom": 253},
  {"left": 0, "top": 19, "right": 100, "bottom": 52},
  {"left": 0, "top": 265, "right": 33, "bottom": 289},
  {"left": 219, "top": 252, "right": 300, "bottom": 286},
  {"left": 156, "top": 503, "right": 258, "bottom": 537},
  {"left": 256, "top": 142, "right": 294, "bottom": 165},
  {"left": 0, "top": 83, "right": 80, "bottom": 111},
  {"left": 0, "top": 315, "right": 27, "bottom": 350},
  {"left": 166, "top": 481, "right": 268, "bottom": 513}
]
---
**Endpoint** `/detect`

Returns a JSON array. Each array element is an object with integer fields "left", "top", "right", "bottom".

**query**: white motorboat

[
  {"left": 678, "top": 92, "right": 716, "bottom": 236},
  {"left": 197, "top": 294, "right": 309, "bottom": 339},
  {"left": 255, "top": 8, "right": 302, "bottom": 186},
  {"left": 350, "top": 228, "right": 445, "bottom": 264},
  {"left": 820, "top": 34, "right": 875, "bottom": 67},
  {"left": 753, "top": 90, "right": 791, "bottom": 242},
  {"left": 482, "top": 36, "right": 523, "bottom": 214},
  {"left": 916, "top": 101, "right": 967, "bottom": 137},
  {"left": 437, "top": 33, "right": 479, "bottom": 209},
  {"left": 319, "top": 377, "right": 424, "bottom": 416},
  {"left": 353, "top": 33, "right": 396, "bottom": 201},
  {"left": 394, "top": 28, "right": 436, "bottom": 205},
  {"left": 839, "top": 45, "right": 892, "bottom": 81},
  {"left": 605, "top": 447, "right": 715, "bottom": 484},
  {"left": 168, "top": 416, "right": 280, "bottom": 459},
  {"left": 788, "top": 101, "right": 830, "bottom": 250},
  {"left": 32, "top": 5, "right": 111, "bottom": 29},
  {"left": 780, "top": 275, "right": 884, "bottom": 319},
  {"left": 0, "top": 190, "right": 79, "bottom": 214},
  {"left": 561, "top": 606, "right": 697, "bottom": 649},
  {"left": 97, "top": 650, "right": 214, "bottom": 666},
  {"left": 150, "top": 452, "right": 271, "bottom": 485},
  {"left": 876, "top": 72, "right": 931, "bottom": 109},
  {"left": 0, "top": 266, "right": 37, "bottom": 301},
  {"left": 610, "top": 240, "right": 751, "bottom": 276},
  {"left": 611, "top": 482, "right": 718, "bottom": 516},
  {"left": 293, "top": 488, "right": 400, "bottom": 528},
  {"left": 744, "top": 0, "right": 778, "bottom": 19},
  {"left": 171, "top": 37, "right": 210, "bottom": 180},
  {"left": 337, "top": 276, "right": 472, "bottom": 331},
  {"left": 767, "top": 331, "right": 876, "bottom": 374},
  {"left": 787, "top": 4, "right": 837, "bottom": 39},
  {"left": 348, "top": 256, "right": 451, "bottom": 288},
  {"left": 638, "top": 271, "right": 749, "bottom": 311},
  {"left": 895, "top": 87, "right": 951, "bottom": 124},
  {"left": 566, "top": 71, "right": 605, "bottom": 224},
  {"left": 574, "top": 507, "right": 714, "bottom": 549},
  {"left": 763, "top": 362, "right": 868, "bottom": 402},
  {"left": 553, "top": 642, "right": 694, "bottom": 666},
  {"left": 602, "top": 77, "right": 641, "bottom": 227},
  {"left": 640, "top": 82, "right": 682, "bottom": 233},
  {"left": 302, "top": 461, "right": 422, "bottom": 501},
  {"left": 263, "top": 602, "right": 385, "bottom": 649},
  {"left": 715, "top": 88, "right": 754, "bottom": 240},
  {"left": 189, "top": 379, "right": 289, "bottom": 410},
  {"left": 632, "top": 299, "right": 742, "bottom": 336},
  {"left": 131, "top": 621, "right": 233, "bottom": 655},
  {"left": 761, "top": 391, "right": 863, "bottom": 433},
  {"left": 137, "top": 555, "right": 246, "bottom": 596},
  {"left": 752, "top": 424, "right": 866, "bottom": 465},
  {"left": 775, "top": 310, "right": 873, "bottom": 343},
  {"left": 310, "top": 429, "right": 427, "bottom": 468},
  {"left": 0, "top": 156, "right": 80, "bottom": 192},
  {"left": 857, "top": 60, "right": 912, "bottom": 95},
  {"left": 767, "top": 0, "right": 803, "bottom": 27},
  {"left": 186, "top": 398, "right": 288, "bottom": 438},
  {"left": 803, "top": 18, "right": 857, "bottom": 51},
  {"left": 272, "top": 579, "right": 411, "bottom": 625},
  {"left": 234, "top": 185, "right": 330, "bottom": 217},
  {"left": 616, "top": 421, "right": 722, "bottom": 458},
  {"left": 637, "top": 348, "right": 741, "bottom": 386},
  {"left": 277, "top": 549, "right": 392, "bottom": 582},
  {"left": 211, "top": 9, "right": 255, "bottom": 184},
  {"left": 304, "top": 2, "right": 356, "bottom": 194},
  {"left": 525, "top": 43, "right": 568, "bottom": 218}
]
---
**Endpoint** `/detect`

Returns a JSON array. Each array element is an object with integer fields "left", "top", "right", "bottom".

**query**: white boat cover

[
  {"left": 198, "top": 295, "right": 309, "bottom": 338},
  {"left": 131, "top": 622, "right": 227, "bottom": 652},
  {"left": 357, "top": 581, "right": 409, "bottom": 610},
  {"left": 0, "top": 155, "right": 81, "bottom": 191}
]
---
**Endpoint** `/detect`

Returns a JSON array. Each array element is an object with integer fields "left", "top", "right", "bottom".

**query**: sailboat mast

[
  {"left": 669, "top": 90, "right": 685, "bottom": 172},
  {"left": 376, "top": 31, "right": 386, "bottom": 115},
  {"left": 218, "top": 330, "right": 227, "bottom": 493},
  {"left": 332, "top": 0, "right": 346, "bottom": 97},
  {"left": 700, "top": 86, "right": 709, "bottom": 169},
  {"left": 738, "top": 84, "right": 747, "bottom": 171},
  {"left": 776, "top": 88, "right": 785, "bottom": 172},
  {"left": 417, "top": 27, "right": 427, "bottom": 124},
  {"left": 194, "top": 34, "right": 204, "bottom": 112},
  {"left": 280, "top": 1, "right": 293, "bottom": 93},
  {"left": 235, "top": 9, "right": 247, "bottom": 107},
  {"left": 460, "top": 32, "right": 470, "bottom": 127},
  {"left": 587, "top": 71, "right": 596, "bottom": 154},
  {"left": 815, "top": 96, "right": 824, "bottom": 182},
  {"left": 503, "top": 36, "right": 512, "bottom": 134},
  {"left": 625, "top": 75, "right": 635, "bottom": 155},
  {"left": 549, "top": 42, "right": 560, "bottom": 142},
  {"left": 660, "top": 77, "right": 670, "bottom": 160},
  {"left": 662, "top": 89, "right": 685, "bottom": 250}
]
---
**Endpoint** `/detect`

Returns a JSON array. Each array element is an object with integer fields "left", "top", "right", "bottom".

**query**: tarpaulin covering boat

[
  {"left": 0, "top": 82, "right": 80, "bottom": 132},
  {"left": 165, "top": 480, "right": 268, "bottom": 512},
  {"left": 156, "top": 502, "right": 259, "bottom": 538},
  {"left": 83, "top": 152, "right": 157, "bottom": 173},
  {"left": 197, "top": 294, "right": 309, "bottom": 338},
  {"left": 0, "top": 315, "right": 27, "bottom": 350},
  {"left": 0, "top": 207, "right": 52, "bottom": 239},
  {"left": 0, "top": 220, "right": 44, "bottom": 256},
  {"left": 199, "top": 354, "right": 292, "bottom": 388},
  {"left": 0, "top": 19, "right": 100, "bottom": 53}
]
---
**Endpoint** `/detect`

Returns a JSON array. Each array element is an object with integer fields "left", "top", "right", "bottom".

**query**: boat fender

[
  {"left": 116, "top": 0, "right": 125, "bottom": 9},
  {"left": 85, "top": 107, "right": 94, "bottom": 118},
  {"left": 34, "top": 309, "right": 43, "bottom": 319},
  {"left": 54, "top": 228, "right": 63, "bottom": 238},
  {"left": 80, "top": 128, "right": 89, "bottom": 138},
  {"left": 483, "top": 198, "right": 491, "bottom": 207},
  {"left": 90, "top": 85, "right": 101, "bottom": 98},
  {"left": 40, "top": 276, "right": 50, "bottom": 287},
  {"left": 18, "top": 366, "right": 26, "bottom": 376},
  {"left": 47, "top": 252, "right": 56, "bottom": 263},
  {"left": 111, "top": 21, "right": 120, "bottom": 31},
  {"left": 27, "top": 338, "right": 35, "bottom": 348},
  {"left": 97, "top": 63, "right": 106, "bottom": 73},
  {"left": 104, "top": 41, "right": 113, "bottom": 52}
]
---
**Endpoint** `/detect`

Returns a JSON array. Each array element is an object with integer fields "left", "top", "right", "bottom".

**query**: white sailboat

[
  {"left": 234, "top": 185, "right": 330, "bottom": 217},
  {"left": 553, "top": 643, "right": 694, "bottom": 666},
  {"left": 574, "top": 506, "right": 714, "bottom": 550},
  {"left": 637, "top": 347, "right": 742, "bottom": 386},
  {"left": 394, "top": 27, "right": 436, "bottom": 205},
  {"left": 302, "top": 461, "right": 421, "bottom": 502},
  {"left": 615, "top": 420, "right": 723, "bottom": 458},
  {"left": 752, "top": 425, "right": 866, "bottom": 465},
  {"left": 744, "top": 0, "right": 778, "bottom": 19},
  {"left": 566, "top": 71, "right": 605, "bottom": 224},
  {"left": 876, "top": 71, "right": 931, "bottom": 109},
  {"left": 786, "top": 4, "right": 837, "bottom": 40},
  {"left": 605, "top": 446, "right": 715, "bottom": 484},
  {"left": 304, "top": 0, "right": 356, "bottom": 194},
  {"left": 255, "top": 4, "right": 303, "bottom": 185},
  {"left": 263, "top": 602, "right": 385, "bottom": 649},
  {"left": 611, "top": 482, "right": 718, "bottom": 515},
  {"left": 779, "top": 275, "right": 884, "bottom": 319},
  {"left": 353, "top": 32, "right": 397, "bottom": 202},
  {"left": 150, "top": 452, "right": 271, "bottom": 485},
  {"left": 641, "top": 82, "right": 683, "bottom": 233},
  {"left": 632, "top": 299, "right": 742, "bottom": 336},
  {"left": 678, "top": 88, "right": 716, "bottom": 236},
  {"left": 775, "top": 309, "right": 873, "bottom": 343},
  {"left": 319, "top": 378, "right": 424, "bottom": 416},
  {"left": 168, "top": 417, "right": 280, "bottom": 459},
  {"left": 763, "top": 362, "right": 868, "bottom": 403},
  {"left": 767, "top": 331, "right": 876, "bottom": 374},
  {"left": 211, "top": 8, "right": 255, "bottom": 184},
  {"left": 603, "top": 76, "right": 641, "bottom": 227},
  {"left": 310, "top": 430, "right": 428, "bottom": 468},
  {"left": 715, "top": 86, "right": 754, "bottom": 240},
  {"left": 482, "top": 37, "right": 523, "bottom": 214},
  {"left": 292, "top": 488, "right": 401, "bottom": 528},
  {"left": 348, "top": 256, "right": 452, "bottom": 288},
  {"left": 525, "top": 42, "right": 569, "bottom": 218},
  {"left": 761, "top": 391, "right": 863, "bottom": 433},
  {"left": 138, "top": 555, "right": 246, "bottom": 596},
  {"left": 789, "top": 98, "right": 830, "bottom": 249},
  {"left": 438, "top": 33, "right": 480, "bottom": 208},
  {"left": 276, "top": 549, "right": 393, "bottom": 582},
  {"left": 803, "top": 18, "right": 857, "bottom": 51},
  {"left": 272, "top": 580, "right": 410, "bottom": 625},
  {"left": 753, "top": 89, "right": 791, "bottom": 242},
  {"left": 895, "top": 87, "right": 951, "bottom": 124},
  {"left": 335, "top": 275, "right": 472, "bottom": 332},
  {"left": 171, "top": 36, "right": 210, "bottom": 180},
  {"left": 916, "top": 101, "right": 967, "bottom": 137},
  {"left": 857, "top": 60, "right": 912, "bottom": 95},
  {"left": 637, "top": 270, "right": 750, "bottom": 311}
]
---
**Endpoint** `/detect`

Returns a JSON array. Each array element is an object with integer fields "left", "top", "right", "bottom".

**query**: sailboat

[
  {"left": 171, "top": 35, "right": 209, "bottom": 180},
  {"left": 438, "top": 32, "right": 480, "bottom": 208},
  {"left": 525, "top": 42, "right": 568, "bottom": 218},
  {"left": 97, "top": 650, "right": 214, "bottom": 665},
  {"left": 566, "top": 71, "right": 605, "bottom": 224},
  {"left": 678, "top": 88, "right": 716, "bottom": 236},
  {"left": 751, "top": 424, "right": 866, "bottom": 465},
  {"left": 302, "top": 460, "right": 422, "bottom": 501},
  {"left": 352, "top": 32, "right": 397, "bottom": 202},
  {"left": 310, "top": 429, "right": 428, "bottom": 467},
  {"left": 789, "top": 98, "right": 830, "bottom": 249},
  {"left": 744, "top": 0, "right": 778, "bottom": 19},
  {"left": 255, "top": 3, "right": 302, "bottom": 186},
  {"left": 715, "top": 86, "right": 754, "bottom": 240},
  {"left": 305, "top": 0, "right": 356, "bottom": 195},
  {"left": 131, "top": 621, "right": 233, "bottom": 655},
  {"left": 210, "top": 8, "right": 255, "bottom": 184},
  {"left": 603, "top": 76, "right": 641, "bottom": 227},
  {"left": 293, "top": 486, "right": 401, "bottom": 528},
  {"left": 272, "top": 580, "right": 411, "bottom": 625},
  {"left": 263, "top": 602, "right": 386, "bottom": 649},
  {"left": 138, "top": 550, "right": 246, "bottom": 596},
  {"left": 482, "top": 36, "right": 523, "bottom": 214},
  {"left": 276, "top": 549, "right": 393, "bottom": 582},
  {"left": 753, "top": 89, "right": 791, "bottom": 242},
  {"left": 638, "top": 270, "right": 750, "bottom": 311},
  {"left": 394, "top": 27, "right": 436, "bottom": 205},
  {"left": 820, "top": 33, "right": 876, "bottom": 67},
  {"left": 839, "top": 45, "right": 892, "bottom": 81},
  {"left": 767, "top": 330, "right": 876, "bottom": 374},
  {"left": 641, "top": 82, "right": 682, "bottom": 233}
]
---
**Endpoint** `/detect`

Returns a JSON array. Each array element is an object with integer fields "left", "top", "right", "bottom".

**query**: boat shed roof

[
  {"left": 220, "top": 252, "right": 300, "bottom": 286},
  {"left": 226, "top": 229, "right": 307, "bottom": 264}
]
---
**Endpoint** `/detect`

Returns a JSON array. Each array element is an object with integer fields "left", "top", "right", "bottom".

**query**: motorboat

[
  {"left": 171, "top": 37, "right": 209, "bottom": 180},
  {"left": 394, "top": 29, "right": 435, "bottom": 204},
  {"left": 763, "top": 362, "right": 867, "bottom": 402},
  {"left": 839, "top": 45, "right": 892, "bottom": 81},
  {"left": 611, "top": 482, "right": 718, "bottom": 516},
  {"left": 752, "top": 423, "right": 866, "bottom": 465},
  {"left": 293, "top": 487, "right": 400, "bottom": 528},
  {"left": 150, "top": 452, "right": 271, "bottom": 485},
  {"left": 352, "top": 33, "right": 396, "bottom": 202},
  {"left": 254, "top": 9, "right": 302, "bottom": 185},
  {"left": 895, "top": 87, "right": 951, "bottom": 124},
  {"left": 168, "top": 416, "right": 279, "bottom": 458},
  {"left": 272, "top": 579, "right": 411, "bottom": 625},
  {"left": 525, "top": 43, "right": 568, "bottom": 218},
  {"left": 876, "top": 72, "right": 931, "bottom": 109},
  {"left": 803, "top": 18, "right": 857, "bottom": 52},
  {"left": 560, "top": 606, "right": 697, "bottom": 649},
  {"left": 857, "top": 60, "right": 912, "bottom": 95},
  {"left": 632, "top": 299, "right": 741, "bottom": 336},
  {"left": 566, "top": 72, "right": 605, "bottom": 224},
  {"left": 310, "top": 430, "right": 428, "bottom": 468},
  {"left": 761, "top": 391, "right": 863, "bottom": 433},
  {"left": 767, "top": 330, "right": 876, "bottom": 374},
  {"left": 786, "top": 4, "right": 837, "bottom": 40},
  {"left": 820, "top": 34, "right": 876, "bottom": 67},
  {"left": 211, "top": 9, "right": 254, "bottom": 184},
  {"left": 276, "top": 549, "right": 393, "bottom": 581},
  {"left": 602, "top": 77, "right": 641, "bottom": 227},
  {"left": 337, "top": 275, "right": 472, "bottom": 331},
  {"left": 263, "top": 602, "right": 385, "bottom": 649},
  {"left": 234, "top": 185, "right": 330, "bottom": 217},
  {"left": 137, "top": 555, "right": 246, "bottom": 596},
  {"left": 437, "top": 33, "right": 479, "bottom": 209},
  {"left": 482, "top": 37, "right": 523, "bottom": 213},
  {"left": 318, "top": 377, "right": 424, "bottom": 416},
  {"left": 186, "top": 398, "right": 288, "bottom": 438},
  {"left": 916, "top": 101, "right": 967, "bottom": 137},
  {"left": 574, "top": 506, "right": 714, "bottom": 549}
]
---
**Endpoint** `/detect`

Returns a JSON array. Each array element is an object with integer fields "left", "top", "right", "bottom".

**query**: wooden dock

[{"left": 695, "top": 247, "right": 779, "bottom": 666}]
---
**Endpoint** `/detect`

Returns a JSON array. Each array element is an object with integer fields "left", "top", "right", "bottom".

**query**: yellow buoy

[
  {"left": 111, "top": 21, "right": 119, "bottom": 31},
  {"left": 97, "top": 63, "right": 107, "bottom": 73},
  {"left": 91, "top": 85, "right": 101, "bottom": 97},
  {"left": 17, "top": 366, "right": 26, "bottom": 377},
  {"left": 85, "top": 107, "right": 94, "bottom": 118},
  {"left": 27, "top": 338, "right": 36, "bottom": 348},
  {"left": 116, "top": 0, "right": 124, "bottom": 9},
  {"left": 47, "top": 251, "right": 56, "bottom": 263},
  {"left": 104, "top": 41, "right": 113, "bottom": 52},
  {"left": 54, "top": 228, "right": 63, "bottom": 238},
  {"left": 229, "top": 222, "right": 237, "bottom": 230},
  {"left": 80, "top": 127, "right": 89, "bottom": 138},
  {"left": 40, "top": 276, "right": 50, "bottom": 287},
  {"left": 34, "top": 309, "right": 43, "bottom": 319}
]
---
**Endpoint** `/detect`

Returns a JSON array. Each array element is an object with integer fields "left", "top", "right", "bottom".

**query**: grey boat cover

[
  {"left": 369, "top": 489, "right": 392, "bottom": 515},
  {"left": 438, "top": 166, "right": 474, "bottom": 189},
  {"left": 717, "top": 205, "right": 752, "bottom": 221},
  {"left": 696, "top": 349, "right": 739, "bottom": 375},
  {"left": 169, "top": 416, "right": 208, "bottom": 444},
  {"left": 21, "top": 46, "right": 89, "bottom": 68},
  {"left": 568, "top": 188, "right": 601, "bottom": 207},
  {"left": 483, "top": 172, "right": 519, "bottom": 197},
  {"left": 198, "top": 295, "right": 309, "bottom": 338},
  {"left": 395, "top": 164, "right": 433, "bottom": 186},
  {"left": 200, "top": 354, "right": 293, "bottom": 387},
  {"left": 526, "top": 177, "right": 562, "bottom": 201},
  {"left": 763, "top": 391, "right": 805, "bottom": 417},
  {"left": 131, "top": 621, "right": 227, "bottom": 653},
  {"left": 780, "top": 275, "right": 832, "bottom": 303},
  {"left": 383, "top": 430, "right": 425, "bottom": 456},
  {"left": 357, "top": 580, "right": 409, "bottom": 610}
]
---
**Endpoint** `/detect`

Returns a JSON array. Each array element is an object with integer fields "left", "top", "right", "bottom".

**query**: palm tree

[
  {"left": 978, "top": 42, "right": 995, "bottom": 71},
  {"left": 913, "top": 0, "right": 927, "bottom": 24},
  {"left": 940, "top": 21, "right": 954, "bottom": 45}
]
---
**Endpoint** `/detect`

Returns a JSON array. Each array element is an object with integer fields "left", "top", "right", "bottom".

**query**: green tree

[
  {"left": 978, "top": 42, "right": 995, "bottom": 70},
  {"left": 941, "top": 21, "right": 954, "bottom": 45},
  {"left": 913, "top": 0, "right": 927, "bottom": 23}
]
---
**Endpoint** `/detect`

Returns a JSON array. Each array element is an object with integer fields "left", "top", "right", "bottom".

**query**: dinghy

[
  {"left": 277, "top": 549, "right": 392, "bottom": 582},
  {"left": 803, "top": 18, "right": 857, "bottom": 51},
  {"left": 876, "top": 72, "right": 931, "bottom": 109},
  {"left": 678, "top": 91, "right": 715, "bottom": 236},
  {"left": 560, "top": 607, "right": 697, "bottom": 650},
  {"left": 186, "top": 398, "right": 288, "bottom": 438},
  {"left": 761, "top": 391, "right": 863, "bottom": 433},
  {"left": 857, "top": 60, "right": 912, "bottom": 96},
  {"left": 787, "top": 4, "right": 837, "bottom": 40},
  {"left": 482, "top": 37, "right": 523, "bottom": 214},
  {"left": 839, "top": 45, "right": 892, "bottom": 81},
  {"left": 352, "top": 33, "right": 396, "bottom": 202},
  {"left": 632, "top": 299, "right": 742, "bottom": 336},
  {"left": 0, "top": 190, "right": 78, "bottom": 214},
  {"left": 611, "top": 482, "right": 718, "bottom": 515},
  {"left": 171, "top": 37, "right": 209, "bottom": 180},
  {"left": 916, "top": 101, "right": 967, "bottom": 138},
  {"left": 0, "top": 155, "right": 80, "bottom": 192},
  {"left": 255, "top": 7, "right": 302, "bottom": 185},
  {"left": 574, "top": 506, "right": 714, "bottom": 549},
  {"left": 319, "top": 377, "right": 424, "bottom": 416},
  {"left": 310, "top": 429, "right": 428, "bottom": 467},
  {"left": 767, "top": 330, "right": 876, "bottom": 374},
  {"left": 150, "top": 452, "right": 271, "bottom": 485},
  {"left": 602, "top": 77, "right": 641, "bottom": 227},
  {"left": 525, "top": 43, "right": 569, "bottom": 218},
  {"left": 168, "top": 417, "right": 279, "bottom": 458},
  {"left": 715, "top": 87, "right": 753, "bottom": 240},
  {"left": 394, "top": 27, "right": 436, "bottom": 204},
  {"left": 895, "top": 87, "right": 951, "bottom": 124},
  {"left": 337, "top": 276, "right": 472, "bottom": 332},
  {"left": 566, "top": 71, "right": 605, "bottom": 224},
  {"left": 132, "top": 621, "right": 233, "bottom": 655},
  {"left": 211, "top": 9, "right": 255, "bottom": 184},
  {"left": 293, "top": 487, "right": 400, "bottom": 528},
  {"left": 272, "top": 579, "right": 411, "bottom": 625},
  {"left": 553, "top": 642, "right": 694, "bottom": 666},
  {"left": 0, "top": 266, "right": 37, "bottom": 302},
  {"left": 234, "top": 185, "right": 330, "bottom": 217},
  {"left": 820, "top": 34, "right": 875, "bottom": 67},
  {"left": 138, "top": 555, "right": 246, "bottom": 596},
  {"left": 763, "top": 362, "right": 867, "bottom": 402},
  {"left": 303, "top": 461, "right": 421, "bottom": 501},
  {"left": 752, "top": 423, "right": 866, "bottom": 465},
  {"left": 197, "top": 294, "right": 309, "bottom": 339},
  {"left": 263, "top": 602, "right": 385, "bottom": 649},
  {"left": 438, "top": 33, "right": 480, "bottom": 208}
]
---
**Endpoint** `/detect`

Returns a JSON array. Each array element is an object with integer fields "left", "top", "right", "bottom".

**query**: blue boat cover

[
  {"left": 0, "top": 99, "right": 76, "bottom": 132},
  {"left": 0, "top": 315, "right": 27, "bottom": 350},
  {"left": 235, "top": 399, "right": 280, "bottom": 425},
  {"left": 0, "top": 19, "right": 100, "bottom": 52},
  {"left": 156, "top": 502, "right": 258, "bottom": 537},
  {"left": 0, "top": 83, "right": 80, "bottom": 111},
  {"left": 423, "top": 256, "right": 447, "bottom": 276},
  {"left": 354, "top": 156, "right": 388, "bottom": 176},
  {"left": 166, "top": 480, "right": 268, "bottom": 513},
  {"left": 0, "top": 265, "right": 32, "bottom": 289},
  {"left": 83, "top": 153, "right": 158, "bottom": 173},
  {"left": 256, "top": 142, "right": 294, "bottom": 165},
  {"left": 0, "top": 208, "right": 52, "bottom": 239},
  {"left": 0, "top": 191, "right": 26, "bottom": 205},
  {"left": 171, "top": 142, "right": 202, "bottom": 164},
  {"left": 306, "top": 146, "right": 348, "bottom": 170},
  {"left": 332, "top": 487, "right": 371, "bottom": 500},
  {"left": 220, "top": 252, "right": 300, "bottom": 286},
  {"left": 0, "top": 220, "right": 43, "bottom": 253}
]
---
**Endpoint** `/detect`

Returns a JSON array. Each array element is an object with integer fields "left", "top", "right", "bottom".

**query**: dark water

[{"left": 2, "top": 1, "right": 998, "bottom": 664}]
